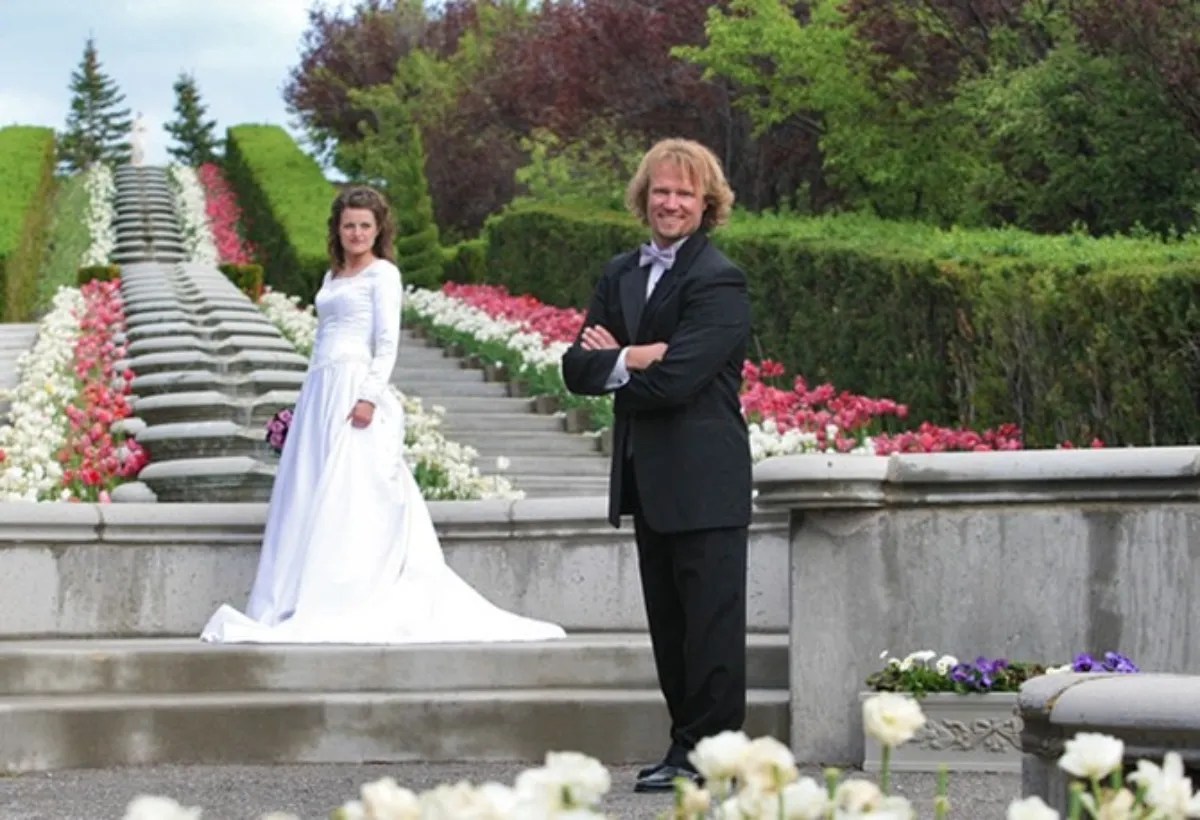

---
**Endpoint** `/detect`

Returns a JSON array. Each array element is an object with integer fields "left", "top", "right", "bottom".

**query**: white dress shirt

[{"left": 604, "top": 237, "right": 687, "bottom": 390}]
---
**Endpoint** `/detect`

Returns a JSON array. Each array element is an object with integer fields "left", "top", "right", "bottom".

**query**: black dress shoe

[
  {"left": 634, "top": 764, "right": 703, "bottom": 793},
  {"left": 637, "top": 760, "right": 668, "bottom": 779}
]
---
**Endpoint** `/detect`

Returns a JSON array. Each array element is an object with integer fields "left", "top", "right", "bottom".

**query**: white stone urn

[{"left": 860, "top": 691, "right": 1022, "bottom": 773}]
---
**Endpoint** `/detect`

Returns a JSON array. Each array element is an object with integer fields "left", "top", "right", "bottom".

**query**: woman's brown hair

[{"left": 327, "top": 186, "right": 396, "bottom": 270}]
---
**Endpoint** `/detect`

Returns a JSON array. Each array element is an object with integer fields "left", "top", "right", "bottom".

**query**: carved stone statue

[{"left": 130, "top": 112, "right": 147, "bottom": 166}]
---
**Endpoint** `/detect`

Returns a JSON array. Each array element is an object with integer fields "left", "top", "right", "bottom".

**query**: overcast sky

[{"left": 0, "top": 0, "right": 349, "bottom": 166}]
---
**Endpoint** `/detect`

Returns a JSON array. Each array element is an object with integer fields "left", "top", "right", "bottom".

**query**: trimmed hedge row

[
  {"left": 223, "top": 125, "right": 334, "bottom": 301},
  {"left": 479, "top": 204, "right": 1200, "bottom": 447},
  {"left": 0, "top": 126, "right": 56, "bottom": 321}
]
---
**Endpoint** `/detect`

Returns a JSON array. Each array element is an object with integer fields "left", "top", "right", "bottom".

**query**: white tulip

[
  {"left": 834, "top": 778, "right": 884, "bottom": 812},
  {"left": 738, "top": 735, "right": 799, "bottom": 792},
  {"left": 676, "top": 779, "right": 711, "bottom": 815},
  {"left": 1079, "top": 787, "right": 1135, "bottom": 820},
  {"left": 779, "top": 777, "right": 832, "bottom": 819},
  {"left": 360, "top": 776, "right": 420, "bottom": 819},
  {"left": 688, "top": 729, "right": 751, "bottom": 782},
  {"left": 1128, "top": 751, "right": 1200, "bottom": 817},
  {"left": 122, "top": 795, "right": 202, "bottom": 820},
  {"left": 1058, "top": 732, "right": 1125, "bottom": 781},
  {"left": 1006, "top": 795, "right": 1061, "bottom": 820},
  {"left": 862, "top": 692, "right": 926, "bottom": 748}
]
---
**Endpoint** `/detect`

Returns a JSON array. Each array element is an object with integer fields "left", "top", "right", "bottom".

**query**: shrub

[{"left": 0, "top": 126, "right": 56, "bottom": 320}]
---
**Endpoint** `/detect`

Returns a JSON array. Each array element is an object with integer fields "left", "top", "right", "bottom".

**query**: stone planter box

[
  {"left": 563, "top": 407, "right": 589, "bottom": 434},
  {"left": 508, "top": 379, "right": 531, "bottom": 398},
  {"left": 534, "top": 394, "right": 560, "bottom": 415},
  {"left": 598, "top": 427, "right": 613, "bottom": 456},
  {"left": 860, "top": 691, "right": 1021, "bottom": 773}
]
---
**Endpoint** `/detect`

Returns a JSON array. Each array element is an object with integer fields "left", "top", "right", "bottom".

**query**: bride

[{"left": 201, "top": 187, "right": 565, "bottom": 644}]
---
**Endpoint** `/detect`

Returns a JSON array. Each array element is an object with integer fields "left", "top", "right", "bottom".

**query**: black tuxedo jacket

[{"left": 562, "top": 230, "right": 752, "bottom": 532}]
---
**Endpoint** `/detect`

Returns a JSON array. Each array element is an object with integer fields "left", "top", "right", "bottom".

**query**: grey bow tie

[{"left": 639, "top": 244, "right": 676, "bottom": 270}]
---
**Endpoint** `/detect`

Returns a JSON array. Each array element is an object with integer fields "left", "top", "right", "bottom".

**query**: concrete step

[
  {"left": 465, "top": 434, "right": 600, "bottom": 457},
  {"left": 0, "top": 634, "right": 787, "bottom": 695},
  {"left": 0, "top": 688, "right": 788, "bottom": 770},
  {"left": 504, "top": 477, "right": 611, "bottom": 495},
  {"left": 401, "top": 380, "right": 512, "bottom": 398},
  {"left": 416, "top": 395, "right": 537, "bottom": 415},
  {"left": 441, "top": 413, "right": 566, "bottom": 433},
  {"left": 394, "top": 366, "right": 486, "bottom": 383},
  {"left": 486, "top": 456, "right": 610, "bottom": 476}
]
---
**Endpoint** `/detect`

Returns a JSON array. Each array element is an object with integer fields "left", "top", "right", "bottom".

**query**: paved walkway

[{"left": 0, "top": 761, "right": 1019, "bottom": 818}]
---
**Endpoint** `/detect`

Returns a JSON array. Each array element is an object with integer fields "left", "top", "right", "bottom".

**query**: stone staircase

[
  {"left": 392, "top": 329, "right": 610, "bottom": 497},
  {"left": 0, "top": 167, "right": 789, "bottom": 772},
  {"left": 0, "top": 634, "right": 787, "bottom": 770}
]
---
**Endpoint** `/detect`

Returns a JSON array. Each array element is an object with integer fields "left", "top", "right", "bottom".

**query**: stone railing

[
  {"left": 1020, "top": 672, "right": 1200, "bottom": 812},
  {"left": 0, "top": 500, "right": 787, "bottom": 637},
  {"left": 753, "top": 447, "right": 1200, "bottom": 764}
]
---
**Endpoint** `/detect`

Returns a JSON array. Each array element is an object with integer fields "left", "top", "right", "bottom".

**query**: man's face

[{"left": 647, "top": 162, "right": 703, "bottom": 247}]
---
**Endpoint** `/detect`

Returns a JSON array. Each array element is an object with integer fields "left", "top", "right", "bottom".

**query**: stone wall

[{"left": 754, "top": 448, "right": 1200, "bottom": 764}]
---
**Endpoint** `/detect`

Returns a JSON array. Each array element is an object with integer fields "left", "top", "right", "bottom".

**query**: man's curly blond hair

[{"left": 624, "top": 138, "right": 735, "bottom": 230}]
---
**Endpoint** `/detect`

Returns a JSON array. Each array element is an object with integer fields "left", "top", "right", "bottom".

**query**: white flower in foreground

[
  {"left": 420, "top": 780, "right": 513, "bottom": 819},
  {"left": 862, "top": 692, "right": 926, "bottom": 748},
  {"left": 1007, "top": 795, "right": 1061, "bottom": 820},
  {"left": 360, "top": 776, "right": 420, "bottom": 819},
  {"left": 515, "top": 751, "right": 611, "bottom": 812},
  {"left": 1045, "top": 664, "right": 1073, "bottom": 675},
  {"left": 834, "top": 778, "right": 884, "bottom": 813},
  {"left": 258, "top": 814, "right": 301, "bottom": 820},
  {"left": 865, "top": 795, "right": 917, "bottom": 819},
  {"left": 936, "top": 654, "right": 959, "bottom": 675},
  {"left": 1058, "top": 732, "right": 1125, "bottom": 781},
  {"left": 122, "top": 795, "right": 202, "bottom": 820},
  {"left": 689, "top": 729, "right": 751, "bottom": 783},
  {"left": 739, "top": 735, "right": 799, "bottom": 792},
  {"left": 904, "top": 650, "right": 937, "bottom": 666},
  {"left": 1080, "top": 787, "right": 1135, "bottom": 820},
  {"left": 779, "top": 777, "right": 832, "bottom": 819},
  {"left": 677, "top": 779, "right": 711, "bottom": 815},
  {"left": 1128, "top": 751, "right": 1200, "bottom": 817},
  {"left": 496, "top": 456, "right": 510, "bottom": 471}
]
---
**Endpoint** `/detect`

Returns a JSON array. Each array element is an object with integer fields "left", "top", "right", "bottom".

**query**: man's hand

[
  {"left": 581, "top": 324, "right": 619, "bottom": 351},
  {"left": 348, "top": 400, "right": 375, "bottom": 428},
  {"left": 626, "top": 342, "right": 668, "bottom": 371}
]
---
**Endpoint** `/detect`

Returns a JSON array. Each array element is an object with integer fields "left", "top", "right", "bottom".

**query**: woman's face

[{"left": 339, "top": 207, "right": 379, "bottom": 260}]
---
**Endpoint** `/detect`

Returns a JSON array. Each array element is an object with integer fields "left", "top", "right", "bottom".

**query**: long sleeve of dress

[{"left": 358, "top": 261, "right": 402, "bottom": 405}]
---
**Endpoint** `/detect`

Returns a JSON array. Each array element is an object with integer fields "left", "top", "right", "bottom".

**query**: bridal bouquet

[{"left": 264, "top": 408, "right": 293, "bottom": 454}]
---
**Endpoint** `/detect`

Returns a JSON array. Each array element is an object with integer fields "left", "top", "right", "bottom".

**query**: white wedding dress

[{"left": 201, "top": 260, "right": 566, "bottom": 644}]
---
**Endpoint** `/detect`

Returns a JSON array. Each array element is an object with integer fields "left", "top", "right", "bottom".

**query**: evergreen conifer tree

[
  {"left": 164, "top": 72, "right": 221, "bottom": 165},
  {"left": 58, "top": 38, "right": 131, "bottom": 171}
]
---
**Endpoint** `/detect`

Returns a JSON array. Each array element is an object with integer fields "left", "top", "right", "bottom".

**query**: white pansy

[
  {"left": 260, "top": 290, "right": 521, "bottom": 501},
  {"left": 122, "top": 795, "right": 202, "bottom": 820},
  {"left": 1007, "top": 795, "right": 1061, "bottom": 820},
  {"left": 862, "top": 692, "right": 926, "bottom": 748},
  {"left": 168, "top": 165, "right": 219, "bottom": 267},
  {"left": 904, "top": 650, "right": 937, "bottom": 666},
  {"left": 689, "top": 729, "right": 751, "bottom": 783},
  {"left": 1045, "top": 664, "right": 1073, "bottom": 675},
  {"left": 936, "top": 654, "right": 959, "bottom": 675},
  {"left": 1128, "top": 751, "right": 1200, "bottom": 817},
  {"left": 1058, "top": 732, "right": 1125, "bottom": 780}
]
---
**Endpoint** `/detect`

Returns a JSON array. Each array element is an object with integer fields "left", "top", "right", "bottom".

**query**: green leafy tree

[
  {"left": 679, "top": 0, "right": 981, "bottom": 224},
  {"left": 958, "top": 42, "right": 1200, "bottom": 236},
  {"left": 164, "top": 72, "right": 222, "bottom": 165},
  {"left": 58, "top": 37, "right": 131, "bottom": 171},
  {"left": 346, "top": 83, "right": 442, "bottom": 288}
]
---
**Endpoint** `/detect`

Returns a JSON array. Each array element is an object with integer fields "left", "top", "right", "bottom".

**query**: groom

[{"left": 561, "top": 138, "right": 752, "bottom": 792}]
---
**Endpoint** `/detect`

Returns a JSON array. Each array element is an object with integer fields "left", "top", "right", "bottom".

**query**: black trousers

[{"left": 624, "top": 459, "right": 748, "bottom": 766}]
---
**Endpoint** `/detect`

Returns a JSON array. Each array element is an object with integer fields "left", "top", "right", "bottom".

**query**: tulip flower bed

[
  {"left": 56, "top": 279, "right": 148, "bottom": 501},
  {"left": 0, "top": 281, "right": 145, "bottom": 501},
  {"left": 168, "top": 165, "right": 219, "bottom": 267},
  {"left": 257, "top": 288, "right": 520, "bottom": 501},
  {"left": 406, "top": 284, "right": 1086, "bottom": 460},
  {"left": 195, "top": 163, "right": 256, "bottom": 265},
  {"left": 403, "top": 284, "right": 613, "bottom": 430}
]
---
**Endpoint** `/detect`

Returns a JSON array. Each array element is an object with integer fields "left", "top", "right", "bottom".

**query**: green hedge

[
  {"left": 223, "top": 124, "right": 334, "bottom": 302},
  {"left": 77, "top": 264, "right": 120, "bottom": 286},
  {"left": 441, "top": 239, "right": 487, "bottom": 284},
  {"left": 0, "top": 126, "right": 56, "bottom": 320},
  {"left": 219, "top": 262, "right": 264, "bottom": 300},
  {"left": 479, "top": 204, "right": 1200, "bottom": 447}
]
